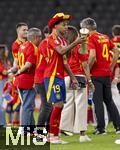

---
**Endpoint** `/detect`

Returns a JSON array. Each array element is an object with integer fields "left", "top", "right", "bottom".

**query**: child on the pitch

[{"left": 3, "top": 74, "right": 21, "bottom": 127}]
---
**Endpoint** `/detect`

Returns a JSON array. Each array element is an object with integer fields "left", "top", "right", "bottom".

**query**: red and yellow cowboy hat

[{"left": 48, "top": 13, "right": 72, "bottom": 29}]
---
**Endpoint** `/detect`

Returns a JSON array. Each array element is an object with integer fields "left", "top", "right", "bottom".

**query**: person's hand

[
  {"left": 75, "top": 36, "right": 87, "bottom": 44},
  {"left": 7, "top": 67, "right": 18, "bottom": 75},
  {"left": 79, "top": 28, "right": 90, "bottom": 38},
  {"left": 88, "top": 80, "right": 95, "bottom": 92},
  {"left": 70, "top": 77, "right": 79, "bottom": 90},
  {"left": 112, "top": 77, "right": 119, "bottom": 85},
  {"left": 14, "top": 69, "right": 21, "bottom": 76}
]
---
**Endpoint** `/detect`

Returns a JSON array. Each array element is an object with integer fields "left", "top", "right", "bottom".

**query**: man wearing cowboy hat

[{"left": 43, "top": 13, "right": 86, "bottom": 144}]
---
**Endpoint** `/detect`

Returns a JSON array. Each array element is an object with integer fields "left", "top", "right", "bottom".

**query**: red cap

[{"left": 48, "top": 13, "right": 72, "bottom": 29}]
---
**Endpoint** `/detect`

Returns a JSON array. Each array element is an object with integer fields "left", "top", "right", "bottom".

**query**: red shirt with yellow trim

[
  {"left": 44, "top": 32, "right": 67, "bottom": 79},
  {"left": 12, "top": 39, "right": 22, "bottom": 59},
  {"left": 112, "top": 36, "right": 120, "bottom": 64},
  {"left": 108, "top": 51, "right": 119, "bottom": 80},
  {"left": 87, "top": 32, "right": 115, "bottom": 76},
  {"left": 65, "top": 44, "right": 88, "bottom": 76},
  {"left": 3, "top": 80, "right": 20, "bottom": 105},
  {"left": 112, "top": 36, "right": 120, "bottom": 46},
  {"left": 15, "top": 41, "right": 37, "bottom": 89},
  {"left": 34, "top": 38, "right": 48, "bottom": 83}
]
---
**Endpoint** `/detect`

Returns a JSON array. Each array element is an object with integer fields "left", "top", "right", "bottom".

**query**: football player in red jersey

[
  {"left": 80, "top": 17, "right": 120, "bottom": 135},
  {"left": 112, "top": 25, "right": 120, "bottom": 93},
  {"left": 14, "top": 28, "right": 42, "bottom": 135},
  {"left": 44, "top": 13, "right": 86, "bottom": 144},
  {"left": 7, "top": 22, "right": 28, "bottom": 127},
  {"left": 34, "top": 25, "right": 53, "bottom": 132},
  {"left": 11, "top": 22, "right": 28, "bottom": 68},
  {"left": 3, "top": 73, "right": 21, "bottom": 127}
]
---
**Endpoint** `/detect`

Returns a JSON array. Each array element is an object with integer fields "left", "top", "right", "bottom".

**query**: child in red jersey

[{"left": 3, "top": 74, "right": 20, "bottom": 126}]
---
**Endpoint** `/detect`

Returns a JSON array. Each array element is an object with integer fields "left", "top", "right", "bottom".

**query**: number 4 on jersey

[{"left": 102, "top": 44, "right": 109, "bottom": 60}]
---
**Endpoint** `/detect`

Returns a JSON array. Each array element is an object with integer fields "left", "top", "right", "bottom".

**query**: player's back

[
  {"left": 88, "top": 32, "right": 115, "bottom": 76},
  {"left": 34, "top": 38, "right": 48, "bottom": 83}
]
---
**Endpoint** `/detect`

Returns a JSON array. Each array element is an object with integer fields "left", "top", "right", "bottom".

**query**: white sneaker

[
  {"left": 49, "top": 136, "right": 69, "bottom": 144},
  {"left": 115, "top": 139, "right": 120, "bottom": 144},
  {"left": 79, "top": 135, "right": 92, "bottom": 143},
  {"left": 51, "top": 139, "right": 69, "bottom": 144},
  {"left": 116, "top": 130, "right": 120, "bottom": 134}
]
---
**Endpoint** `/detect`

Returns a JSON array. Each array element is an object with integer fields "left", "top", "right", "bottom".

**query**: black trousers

[
  {"left": 34, "top": 83, "right": 53, "bottom": 127},
  {"left": 92, "top": 76, "right": 120, "bottom": 131},
  {"left": 117, "top": 83, "right": 120, "bottom": 94}
]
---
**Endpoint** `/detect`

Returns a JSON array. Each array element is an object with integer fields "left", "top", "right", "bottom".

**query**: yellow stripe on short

[{"left": 46, "top": 58, "right": 58, "bottom": 102}]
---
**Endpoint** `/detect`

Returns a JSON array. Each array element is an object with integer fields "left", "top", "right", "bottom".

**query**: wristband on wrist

[{"left": 88, "top": 79, "right": 92, "bottom": 83}]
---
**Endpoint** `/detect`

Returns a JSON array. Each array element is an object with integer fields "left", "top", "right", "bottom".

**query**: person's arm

[
  {"left": 56, "top": 36, "right": 86, "bottom": 55},
  {"left": 7, "top": 66, "right": 18, "bottom": 75},
  {"left": 7, "top": 58, "right": 18, "bottom": 75},
  {"left": 63, "top": 55, "right": 79, "bottom": 89},
  {"left": 13, "top": 58, "right": 18, "bottom": 68},
  {"left": 110, "top": 48, "right": 120, "bottom": 71},
  {"left": 15, "top": 62, "right": 32, "bottom": 76},
  {"left": 112, "top": 66, "right": 120, "bottom": 85},
  {"left": 88, "top": 49, "right": 96, "bottom": 70},
  {"left": 82, "top": 61, "right": 95, "bottom": 91}
]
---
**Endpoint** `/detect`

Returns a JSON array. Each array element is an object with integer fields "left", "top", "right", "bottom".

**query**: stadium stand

[{"left": 0, "top": 0, "right": 119, "bottom": 49}]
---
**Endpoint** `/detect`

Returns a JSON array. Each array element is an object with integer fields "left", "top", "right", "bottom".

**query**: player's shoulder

[
  {"left": 39, "top": 38, "right": 48, "bottom": 46},
  {"left": 90, "top": 32, "right": 110, "bottom": 42},
  {"left": 24, "top": 41, "right": 34, "bottom": 48},
  {"left": 38, "top": 38, "right": 48, "bottom": 51},
  {"left": 26, "top": 41, "right": 38, "bottom": 55},
  {"left": 13, "top": 39, "right": 21, "bottom": 46},
  {"left": 112, "top": 36, "right": 120, "bottom": 43},
  {"left": 100, "top": 33, "right": 110, "bottom": 39},
  {"left": 12, "top": 39, "right": 21, "bottom": 48}
]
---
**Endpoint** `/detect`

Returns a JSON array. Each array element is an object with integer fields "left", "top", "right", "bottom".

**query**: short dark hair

[
  {"left": 43, "top": 25, "right": 51, "bottom": 35},
  {"left": 80, "top": 17, "right": 97, "bottom": 31},
  {"left": 64, "top": 25, "right": 78, "bottom": 44},
  {"left": 16, "top": 22, "right": 28, "bottom": 29},
  {"left": 112, "top": 25, "right": 120, "bottom": 36}
]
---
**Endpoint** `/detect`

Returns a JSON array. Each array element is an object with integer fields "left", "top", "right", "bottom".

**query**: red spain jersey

[
  {"left": 34, "top": 38, "right": 48, "bottom": 83},
  {"left": 3, "top": 81, "right": 12, "bottom": 94},
  {"left": 15, "top": 41, "right": 37, "bottom": 89},
  {"left": 3, "top": 80, "right": 21, "bottom": 105},
  {"left": 12, "top": 38, "right": 22, "bottom": 59},
  {"left": 112, "top": 36, "right": 120, "bottom": 64},
  {"left": 65, "top": 44, "right": 88, "bottom": 76},
  {"left": 88, "top": 32, "right": 115, "bottom": 76},
  {"left": 44, "top": 32, "right": 67, "bottom": 79},
  {"left": 108, "top": 51, "right": 119, "bottom": 80},
  {"left": 112, "top": 36, "right": 120, "bottom": 46}
]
